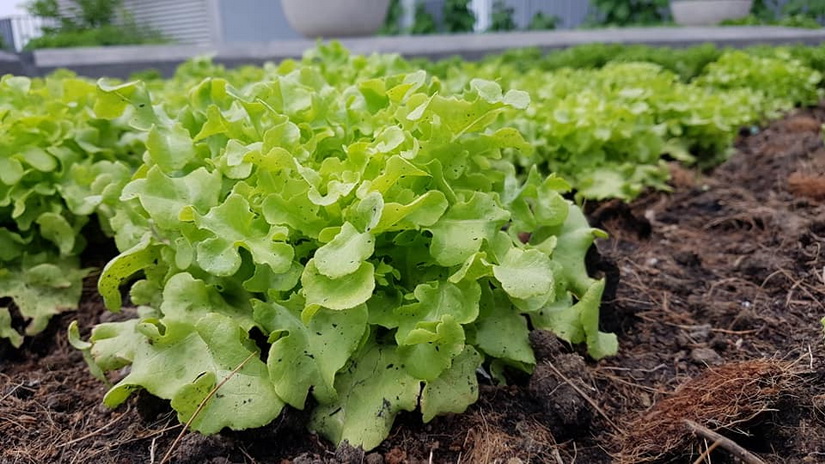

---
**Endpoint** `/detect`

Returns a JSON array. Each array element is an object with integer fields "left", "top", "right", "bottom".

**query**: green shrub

[
  {"left": 528, "top": 12, "right": 560, "bottom": 30},
  {"left": 489, "top": 0, "right": 517, "bottom": 31},
  {"left": 25, "top": 23, "right": 166, "bottom": 50},
  {"left": 25, "top": 0, "right": 167, "bottom": 49},
  {"left": 443, "top": 0, "right": 476, "bottom": 32},
  {"left": 587, "top": 0, "right": 669, "bottom": 26}
]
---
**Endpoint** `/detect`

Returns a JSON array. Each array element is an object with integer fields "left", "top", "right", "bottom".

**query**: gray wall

[{"left": 217, "top": 0, "right": 299, "bottom": 43}]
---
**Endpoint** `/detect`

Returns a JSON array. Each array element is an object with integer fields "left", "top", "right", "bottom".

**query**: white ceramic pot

[
  {"left": 670, "top": 0, "right": 753, "bottom": 26},
  {"left": 281, "top": 0, "right": 391, "bottom": 38}
]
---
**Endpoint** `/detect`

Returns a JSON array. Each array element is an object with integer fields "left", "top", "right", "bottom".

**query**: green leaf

[
  {"left": 395, "top": 280, "right": 481, "bottom": 340},
  {"left": 194, "top": 194, "right": 294, "bottom": 277},
  {"left": 549, "top": 206, "right": 607, "bottom": 296},
  {"left": 0, "top": 307, "right": 25, "bottom": 348},
  {"left": 0, "top": 157, "right": 24, "bottom": 185},
  {"left": 99, "top": 314, "right": 284, "bottom": 435},
  {"left": 493, "top": 247, "right": 555, "bottom": 301},
  {"left": 257, "top": 300, "right": 368, "bottom": 408},
  {"left": 0, "top": 255, "right": 88, "bottom": 337},
  {"left": 146, "top": 123, "right": 197, "bottom": 172},
  {"left": 474, "top": 287, "right": 535, "bottom": 367},
  {"left": 171, "top": 314, "right": 284, "bottom": 434},
  {"left": 397, "top": 315, "right": 465, "bottom": 381},
  {"left": 0, "top": 229, "right": 27, "bottom": 261},
  {"left": 121, "top": 166, "right": 221, "bottom": 230},
  {"left": 20, "top": 147, "right": 57, "bottom": 172},
  {"left": 95, "top": 79, "right": 157, "bottom": 130},
  {"left": 448, "top": 252, "right": 493, "bottom": 284},
  {"left": 529, "top": 280, "right": 617, "bottom": 360},
  {"left": 243, "top": 262, "right": 303, "bottom": 295},
  {"left": 577, "top": 279, "right": 618, "bottom": 360},
  {"left": 314, "top": 222, "right": 375, "bottom": 279},
  {"left": 160, "top": 273, "right": 255, "bottom": 330},
  {"left": 420, "top": 346, "right": 482, "bottom": 422},
  {"left": 374, "top": 191, "right": 449, "bottom": 233},
  {"left": 302, "top": 259, "right": 375, "bottom": 311},
  {"left": 98, "top": 236, "right": 161, "bottom": 311},
  {"left": 68, "top": 321, "right": 105, "bottom": 381},
  {"left": 428, "top": 192, "right": 510, "bottom": 267},
  {"left": 310, "top": 342, "right": 420, "bottom": 450},
  {"left": 36, "top": 212, "right": 77, "bottom": 256}
]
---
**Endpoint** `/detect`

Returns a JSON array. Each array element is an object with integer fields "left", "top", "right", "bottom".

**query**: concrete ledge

[
  {"left": 0, "top": 50, "right": 24, "bottom": 75},
  {"left": 20, "top": 26, "right": 825, "bottom": 78}
]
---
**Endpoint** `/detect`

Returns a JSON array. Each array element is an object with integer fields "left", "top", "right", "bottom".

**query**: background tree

[
  {"left": 443, "top": 0, "right": 476, "bottom": 33},
  {"left": 412, "top": 2, "right": 437, "bottom": 34},
  {"left": 489, "top": 0, "right": 516, "bottom": 31},
  {"left": 528, "top": 11, "right": 559, "bottom": 30}
]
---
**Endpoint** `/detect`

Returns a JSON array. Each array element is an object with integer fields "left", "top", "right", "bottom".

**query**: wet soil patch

[{"left": 2, "top": 107, "right": 825, "bottom": 463}]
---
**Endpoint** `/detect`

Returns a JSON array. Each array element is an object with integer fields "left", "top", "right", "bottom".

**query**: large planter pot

[
  {"left": 670, "top": 0, "right": 753, "bottom": 26},
  {"left": 281, "top": 0, "right": 391, "bottom": 38}
]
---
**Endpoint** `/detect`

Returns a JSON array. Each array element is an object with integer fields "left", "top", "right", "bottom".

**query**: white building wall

[{"left": 122, "top": 0, "right": 217, "bottom": 45}]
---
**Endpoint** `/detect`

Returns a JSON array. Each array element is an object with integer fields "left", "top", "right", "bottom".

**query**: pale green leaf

[
  {"left": 314, "top": 222, "right": 375, "bottom": 279},
  {"left": 493, "top": 247, "right": 555, "bottom": 301},
  {"left": 98, "top": 236, "right": 161, "bottom": 311},
  {"left": 194, "top": 194, "right": 294, "bottom": 277},
  {"left": 257, "top": 300, "right": 368, "bottom": 408},
  {"left": 310, "top": 343, "right": 419, "bottom": 450},
  {"left": 420, "top": 346, "right": 482, "bottom": 422},
  {"left": 302, "top": 259, "right": 375, "bottom": 311},
  {"left": 428, "top": 192, "right": 510, "bottom": 267}
]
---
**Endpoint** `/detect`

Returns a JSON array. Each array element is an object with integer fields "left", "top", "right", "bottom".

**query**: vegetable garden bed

[{"left": 1, "top": 43, "right": 824, "bottom": 463}]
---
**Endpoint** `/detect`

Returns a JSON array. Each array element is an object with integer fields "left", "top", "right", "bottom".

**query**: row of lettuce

[{"left": 1, "top": 43, "right": 822, "bottom": 450}]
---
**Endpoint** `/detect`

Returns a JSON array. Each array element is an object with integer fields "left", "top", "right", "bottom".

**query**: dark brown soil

[{"left": 2, "top": 107, "right": 825, "bottom": 464}]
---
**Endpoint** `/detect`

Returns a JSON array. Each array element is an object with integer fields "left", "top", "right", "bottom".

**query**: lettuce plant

[
  {"left": 0, "top": 75, "right": 139, "bottom": 347},
  {"left": 695, "top": 51, "right": 823, "bottom": 114},
  {"left": 71, "top": 65, "right": 615, "bottom": 450}
]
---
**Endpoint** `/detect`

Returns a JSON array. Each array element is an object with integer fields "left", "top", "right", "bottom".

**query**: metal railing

[{"left": 0, "top": 15, "right": 58, "bottom": 52}]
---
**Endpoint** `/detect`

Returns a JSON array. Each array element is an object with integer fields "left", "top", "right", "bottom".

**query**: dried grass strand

[
  {"left": 159, "top": 350, "right": 258, "bottom": 464},
  {"left": 684, "top": 419, "right": 767, "bottom": 464}
]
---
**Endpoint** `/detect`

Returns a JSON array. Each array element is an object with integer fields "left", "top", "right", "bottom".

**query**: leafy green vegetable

[
  {"left": 75, "top": 53, "right": 614, "bottom": 450},
  {"left": 53, "top": 42, "right": 825, "bottom": 452},
  {"left": 0, "top": 75, "right": 140, "bottom": 346}
]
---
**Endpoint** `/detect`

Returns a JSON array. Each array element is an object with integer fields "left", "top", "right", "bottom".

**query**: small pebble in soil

[
  {"left": 672, "top": 251, "right": 702, "bottom": 267},
  {"left": 291, "top": 453, "right": 324, "bottom": 464},
  {"left": 334, "top": 442, "right": 365, "bottom": 463},
  {"left": 710, "top": 335, "right": 728, "bottom": 351},
  {"left": 690, "top": 347, "right": 723, "bottom": 365},
  {"left": 687, "top": 324, "right": 712, "bottom": 341}
]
